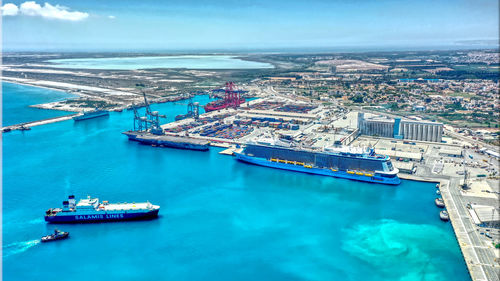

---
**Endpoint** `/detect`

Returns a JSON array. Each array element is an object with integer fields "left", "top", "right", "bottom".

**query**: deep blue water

[
  {"left": 2, "top": 82, "right": 76, "bottom": 126},
  {"left": 2, "top": 86, "right": 470, "bottom": 281}
]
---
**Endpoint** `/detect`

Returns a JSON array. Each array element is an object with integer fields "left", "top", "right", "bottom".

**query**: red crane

[{"left": 204, "top": 82, "right": 246, "bottom": 112}]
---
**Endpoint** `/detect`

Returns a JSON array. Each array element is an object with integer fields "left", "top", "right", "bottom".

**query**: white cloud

[
  {"left": 2, "top": 1, "right": 89, "bottom": 21},
  {"left": 1, "top": 3, "right": 19, "bottom": 16},
  {"left": 108, "top": 15, "right": 115, "bottom": 19}
]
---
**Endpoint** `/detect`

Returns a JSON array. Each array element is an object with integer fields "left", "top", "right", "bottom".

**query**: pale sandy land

[
  {"left": 30, "top": 102, "right": 85, "bottom": 112},
  {"left": 2, "top": 67, "right": 94, "bottom": 76},
  {"left": 156, "top": 79, "right": 194, "bottom": 83},
  {"left": 315, "top": 59, "right": 388, "bottom": 70},
  {"left": 3, "top": 77, "right": 138, "bottom": 97},
  {"left": 3, "top": 78, "right": 130, "bottom": 114},
  {"left": 3, "top": 77, "right": 82, "bottom": 96}
]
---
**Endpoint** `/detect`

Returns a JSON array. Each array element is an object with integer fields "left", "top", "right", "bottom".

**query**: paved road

[
  {"left": 416, "top": 147, "right": 499, "bottom": 281},
  {"left": 445, "top": 129, "right": 499, "bottom": 153},
  {"left": 446, "top": 177, "right": 499, "bottom": 281}
]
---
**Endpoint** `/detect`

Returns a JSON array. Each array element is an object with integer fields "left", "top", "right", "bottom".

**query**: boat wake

[
  {"left": 2, "top": 239, "right": 40, "bottom": 258},
  {"left": 26, "top": 218, "right": 45, "bottom": 225}
]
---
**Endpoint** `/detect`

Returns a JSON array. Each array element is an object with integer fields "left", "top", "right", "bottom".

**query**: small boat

[
  {"left": 41, "top": 229, "right": 69, "bottom": 242},
  {"left": 435, "top": 198, "right": 445, "bottom": 208},
  {"left": 436, "top": 190, "right": 441, "bottom": 195},
  {"left": 440, "top": 210, "right": 449, "bottom": 221},
  {"left": 436, "top": 184, "right": 440, "bottom": 189}
]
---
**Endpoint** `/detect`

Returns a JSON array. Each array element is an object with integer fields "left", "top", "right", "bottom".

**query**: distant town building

[
  {"left": 358, "top": 113, "right": 443, "bottom": 142},
  {"left": 413, "top": 105, "right": 426, "bottom": 111}
]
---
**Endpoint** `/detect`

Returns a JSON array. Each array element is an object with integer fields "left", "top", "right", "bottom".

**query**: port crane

[
  {"left": 205, "top": 82, "right": 248, "bottom": 111},
  {"left": 187, "top": 99, "right": 200, "bottom": 120},
  {"left": 174, "top": 97, "right": 200, "bottom": 121},
  {"left": 461, "top": 148, "right": 470, "bottom": 189},
  {"left": 132, "top": 92, "right": 166, "bottom": 135}
]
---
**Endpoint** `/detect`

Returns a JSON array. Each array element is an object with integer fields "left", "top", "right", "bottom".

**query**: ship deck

[
  {"left": 137, "top": 133, "right": 210, "bottom": 145},
  {"left": 103, "top": 202, "right": 155, "bottom": 211}
]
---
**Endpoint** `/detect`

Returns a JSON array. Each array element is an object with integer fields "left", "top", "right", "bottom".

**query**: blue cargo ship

[
  {"left": 45, "top": 195, "right": 160, "bottom": 223},
  {"left": 235, "top": 137, "right": 400, "bottom": 185},
  {"left": 73, "top": 109, "right": 109, "bottom": 121}
]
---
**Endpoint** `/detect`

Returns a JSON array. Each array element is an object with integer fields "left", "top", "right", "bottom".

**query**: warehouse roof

[
  {"left": 380, "top": 150, "right": 423, "bottom": 161},
  {"left": 470, "top": 205, "right": 500, "bottom": 223}
]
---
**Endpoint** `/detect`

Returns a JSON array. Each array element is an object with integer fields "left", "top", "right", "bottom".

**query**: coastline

[
  {"left": 2, "top": 78, "right": 79, "bottom": 96},
  {"left": 1, "top": 80, "right": 81, "bottom": 129},
  {"left": 399, "top": 173, "right": 497, "bottom": 281}
]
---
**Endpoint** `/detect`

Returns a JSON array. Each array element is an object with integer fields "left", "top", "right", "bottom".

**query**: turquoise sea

[
  {"left": 46, "top": 55, "right": 274, "bottom": 70},
  {"left": 2, "top": 82, "right": 76, "bottom": 126},
  {"left": 2, "top": 83, "right": 469, "bottom": 281}
]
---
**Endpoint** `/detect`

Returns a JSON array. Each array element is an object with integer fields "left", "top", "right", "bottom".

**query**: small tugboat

[
  {"left": 41, "top": 229, "right": 69, "bottom": 242},
  {"left": 435, "top": 197, "right": 445, "bottom": 208},
  {"left": 440, "top": 210, "right": 450, "bottom": 221}
]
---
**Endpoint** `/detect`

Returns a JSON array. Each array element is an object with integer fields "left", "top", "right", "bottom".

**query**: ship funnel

[
  {"left": 68, "top": 195, "right": 76, "bottom": 209},
  {"left": 62, "top": 200, "right": 70, "bottom": 211}
]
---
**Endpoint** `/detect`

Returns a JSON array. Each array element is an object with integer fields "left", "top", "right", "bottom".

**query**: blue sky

[{"left": 2, "top": 0, "right": 499, "bottom": 51}]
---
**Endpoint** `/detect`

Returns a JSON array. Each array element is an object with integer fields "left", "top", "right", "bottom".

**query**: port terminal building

[{"left": 357, "top": 113, "right": 443, "bottom": 142}]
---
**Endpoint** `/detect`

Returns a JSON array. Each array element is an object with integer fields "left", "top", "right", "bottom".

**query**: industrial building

[
  {"left": 439, "top": 147, "right": 463, "bottom": 158},
  {"left": 468, "top": 205, "right": 500, "bottom": 229},
  {"left": 357, "top": 113, "right": 443, "bottom": 142},
  {"left": 398, "top": 119, "right": 443, "bottom": 142},
  {"left": 357, "top": 114, "right": 394, "bottom": 138}
]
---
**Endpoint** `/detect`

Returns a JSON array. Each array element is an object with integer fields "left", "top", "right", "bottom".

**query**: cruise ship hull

[
  {"left": 45, "top": 209, "right": 159, "bottom": 223},
  {"left": 235, "top": 152, "right": 400, "bottom": 185}
]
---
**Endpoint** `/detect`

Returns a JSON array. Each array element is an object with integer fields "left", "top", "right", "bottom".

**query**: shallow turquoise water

[
  {"left": 2, "top": 86, "right": 469, "bottom": 281},
  {"left": 2, "top": 82, "right": 76, "bottom": 126},
  {"left": 46, "top": 55, "right": 274, "bottom": 70}
]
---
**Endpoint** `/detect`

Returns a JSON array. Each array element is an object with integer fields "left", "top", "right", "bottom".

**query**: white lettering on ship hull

[{"left": 75, "top": 214, "right": 125, "bottom": 220}]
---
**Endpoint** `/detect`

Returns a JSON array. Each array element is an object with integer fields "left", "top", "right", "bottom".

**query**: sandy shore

[
  {"left": 3, "top": 77, "right": 142, "bottom": 112},
  {"left": 3, "top": 77, "right": 138, "bottom": 97},
  {"left": 3, "top": 77, "right": 83, "bottom": 96}
]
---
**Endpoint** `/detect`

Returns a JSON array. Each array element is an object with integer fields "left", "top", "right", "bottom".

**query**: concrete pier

[
  {"left": 440, "top": 178, "right": 500, "bottom": 281},
  {"left": 2, "top": 113, "right": 78, "bottom": 132},
  {"left": 400, "top": 173, "right": 500, "bottom": 281}
]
